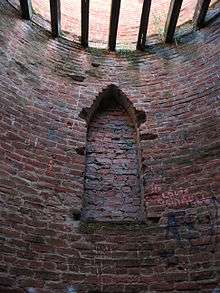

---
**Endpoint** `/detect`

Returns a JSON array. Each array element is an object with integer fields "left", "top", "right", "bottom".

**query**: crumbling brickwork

[
  {"left": 83, "top": 97, "right": 142, "bottom": 222},
  {"left": 0, "top": 0, "right": 219, "bottom": 292}
]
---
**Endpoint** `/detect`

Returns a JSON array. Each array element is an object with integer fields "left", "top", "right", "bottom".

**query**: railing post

[
  {"left": 81, "top": 0, "right": 90, "bottom": 48},
  {"left": 49, "top": 0, "right": 61, "bottom": 38},
  {"left": 164, "top": 0, "right": 183, "bottom": 43},
  {"left": 193, "top": 0, "right": 211, "bottom": 28},
  {"left": 19, "top": 0, "right": 32, "bottom": 20},
  {"left": 137, "top": 0, "right": 152, "bottom": 50},
  {"left": 109, "top": 0, "right": 121, "bottom": 51}
]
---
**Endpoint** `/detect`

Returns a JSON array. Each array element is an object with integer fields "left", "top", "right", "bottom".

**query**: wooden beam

[
  {"left": 193, "top": 0, "right": 211, "bottom": 28},
  {"left": 81, "top": 0, "right": 90, "bottom": 48},
  {"left": 137, "top": 0, "right": 152, "bottom": 50},
  {"left": 49, "top": 0, "right": 61, "bottom": 38},
  {"left": 109, "top": 0, "right": 121, "bottom": 51},
  {"left": 19, "top": 0, "right": 32, "bottom": 20},
  {"left": 164, "top": 0, "right": 183, "bottom": 43}
]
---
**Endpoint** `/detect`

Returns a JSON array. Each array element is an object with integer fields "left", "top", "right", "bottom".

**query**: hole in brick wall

[
  {"left": 68, "top": 74, "right": 86, "bottom": 82},
  {"left": 140, "top": 133, "right": 158, "bottom": 140},
  {"left": 80, "top": 85, "right": 145, "bottom": 223},
  {"left": 79, "top": 108, "right": 90, "bottom": 121},
  {"left": 66, "top": 121, "right": 73, "bottom": 128},
  {"left": 72, "top": 210, "right": 81, "bottom": 221},
  {"left": 147, "top": 216, "right": 161, "bottom": 224},
  {"left": 76, "top": 147, "right": 85, "bottom": 156},
  {"left": 91, "top": 62, "right": 100, "bottom": 68},
  {"left": 136, "top": 110, "right": 147, "bottom": 126}
]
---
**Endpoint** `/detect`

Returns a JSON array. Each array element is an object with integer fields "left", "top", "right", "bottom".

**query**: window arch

[{"left": 80, "top": 85, "right": 146, "bottom": 222}]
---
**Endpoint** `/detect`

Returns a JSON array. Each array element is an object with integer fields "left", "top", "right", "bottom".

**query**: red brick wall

[
  {"left": 83, "top": 96, "right": 142, "bottom": 222},
  {"left": 0, "top": 1, "right": 220, "bottom": 292}
]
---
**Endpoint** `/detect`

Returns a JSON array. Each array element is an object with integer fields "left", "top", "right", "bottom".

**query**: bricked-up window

[{"left": 80, "top": 85, "right": 146, "bottom": 222}]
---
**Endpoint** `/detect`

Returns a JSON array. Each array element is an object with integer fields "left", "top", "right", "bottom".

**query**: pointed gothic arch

[{"left": 80, "top": 85, "right": 146, "bottom": 223}]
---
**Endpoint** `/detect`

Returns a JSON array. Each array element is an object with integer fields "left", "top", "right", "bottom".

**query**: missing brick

[
  {"left": 147, "top": 216, "right": 161, "bottom": 224},
  {"left": 68, "top": 74, "right": 86, "bottom": 82},
  {"left": 66, "top": 121, "right": 73, "bottom": 128},
  {"left": 72, "top": 210, "right": 81, "bottom": 221},
  {"left": 140, "top": 133, "right": 158, "bottom": 140},
  {"left": 91, "top": 62, "right": 100, "bottom": 68},
  {"left": 76, "top": 147, "right": 85, "bottom": 156}
]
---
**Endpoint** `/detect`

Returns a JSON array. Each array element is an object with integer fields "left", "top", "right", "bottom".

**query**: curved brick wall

[{"left": 0, "top": 0, "right": 220, "bottom": 292}]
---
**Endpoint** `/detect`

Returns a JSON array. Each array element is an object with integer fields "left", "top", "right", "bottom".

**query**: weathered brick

[
  {"left": 0, "top": 1, "right": 219, "bottom": 292},
  {"left": 0, "top": 276, "right": 15, "bottom": 287}
]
